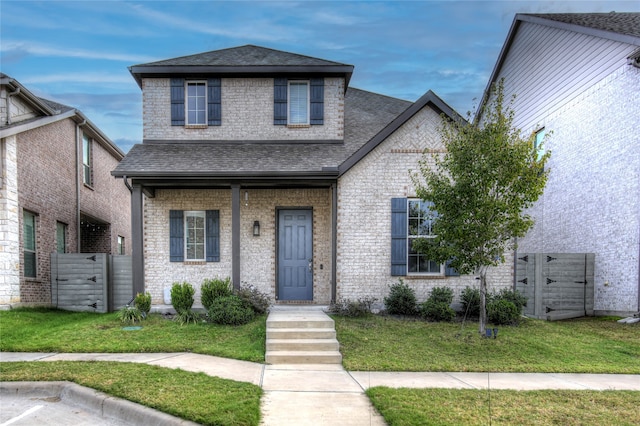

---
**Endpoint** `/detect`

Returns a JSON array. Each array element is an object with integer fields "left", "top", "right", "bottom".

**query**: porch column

[
  {"left": 231, "top": 184, "right": 241, "bottom": 290},
  {"left": 331, "top": 183, "right": 337, "bottom": 303},
  {"left": 131, "top": 183, "right": 145, "bottom": 297}
]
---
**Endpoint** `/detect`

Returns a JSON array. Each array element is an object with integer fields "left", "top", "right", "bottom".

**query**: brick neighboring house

[
  {"left": 479, "top": 13, "right": 640, "bottom": 316},
  {"left": 0, "top": 74, "right": 131, "bottom": 306},
  {"left": 113, "top": 45, "right": 513, "bottom": 308}
]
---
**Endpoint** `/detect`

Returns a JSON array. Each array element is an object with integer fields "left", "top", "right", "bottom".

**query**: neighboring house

[
  {"left": 479, "top": 13, "right": 640, "bottom": 316},
  {"left": 112, "top": 45, "right": 512, "bottom": 308},
  {"left": 0, "top": 74, "right": 131, "bottom": 306}
]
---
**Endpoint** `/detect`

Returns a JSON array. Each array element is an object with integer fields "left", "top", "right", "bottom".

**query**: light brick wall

[
  {"left": 0, "top": 135, "right": 20, "bottom": 304},
  {"left": 337, "top": 106, "right": 513, "bottom": 308},
  {"left": 143, "top": 188, "right": 332, "bottom": 305},
  {"left": 142, "top": 77, "right": 344, "bottom": 141},
  {"left": 517, "top": 64, "right": 640, "bottom": 314}
]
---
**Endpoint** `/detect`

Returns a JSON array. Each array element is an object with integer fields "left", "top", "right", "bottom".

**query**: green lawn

[
  {"left": 333, "top": 314, "right": 640, "bottom": 373},
  {"left": 0, "top": 361, "right": 262, "bottom": 426},
  {"left": 366, "top": 387, "right": 640, "bottom": 426}
]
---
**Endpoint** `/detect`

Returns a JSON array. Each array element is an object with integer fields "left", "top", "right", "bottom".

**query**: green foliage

[
  {"left": 384, "top": 279, "right": 417, "bottom": 316},
  {"left": 420, "top": 287, "right": 455, "bottom": 322},
  {"left": 118, "top": 305, "right": 142, "bottom": 325},
  {"left": 170, "top": 281, "right": 195, "bottom": 314},
  {"left": 494, "top": 288, "right": 527, "bottom": 311},
  {"left": 487, "top": 299, "right": 520, "bottom": 325},
  {"left": 134, "top": 292, "right": 151, "bottom": 316},
  {"left": 329, "top": 297, "right": 377, "bottom": 317},
  {"left": 201, "top": 277, "right": 232, "bottom": 311},
  {"left": 234, "top": 284, "right": 270, "bottom": 314},
  {"left": 411, "top": 79, "right": 550, "bottom": 275},
  {"left": 460, "top": 286, "right": 481, "bottom": 317},
  {"left": 174, "top": 310, "right": 201, "bottom": 326},
  {"left": 208, "top": 295, "right": 255, "bottom": 325}
]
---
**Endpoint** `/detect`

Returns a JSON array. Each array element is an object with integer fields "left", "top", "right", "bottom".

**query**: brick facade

[
  {"left": 337, "top": 106, "right": 513, "bottom": 308},
  {"left": 142, "top": 77, "right": 345, "bottom": 141},
  {"left": 517, "top": 64, "right": 640, "bottom": 314}
]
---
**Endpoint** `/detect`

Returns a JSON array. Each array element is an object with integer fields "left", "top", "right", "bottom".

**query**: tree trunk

[{"left": 479, "top": 269, "right": 488, "bottom": 335}]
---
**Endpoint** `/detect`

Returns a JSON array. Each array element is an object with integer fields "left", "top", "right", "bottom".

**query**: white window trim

[
  {"left": 185, "top": 81, "right": 207, "bottom": 126},
  {"left": 184, "top": 210, "right": 206, "bottom": 261},
  {"left": 287, "top": 80, "right": 310, "bottom": 126},
  {"left": 407, "top": 199, "right": 444, "bottom": 276}
]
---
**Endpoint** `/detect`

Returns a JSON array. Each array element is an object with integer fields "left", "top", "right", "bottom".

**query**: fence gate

[
  {"left": 51, "top": 253, "right": 133, "bottom": 313},
  {"left": 515, "top": 253, "right": 594, "bottom": 321}
]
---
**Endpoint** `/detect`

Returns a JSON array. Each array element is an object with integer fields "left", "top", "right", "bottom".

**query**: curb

[{"left": 0, "top": 381, "right": 200, "bottom": 426}]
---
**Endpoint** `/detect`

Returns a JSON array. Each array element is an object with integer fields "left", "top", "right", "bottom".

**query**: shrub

[
  {"left": 420, "top": 287, "right": 455, "bottom": 322},
  {"left": 174, "top": 310, "right": 201, "bottom": 326},
  {"left": 460, "top": 286, "right": 481, "bottom": 317},
  {"left": 487, "top": 298, "right": 519, "bottom": 325},
  {"left": 495, "top": 288, "right": 527, "bottom": 311},
  {"left": 384, "top": 279, "right": 417, "bottom": 315},
  {"left": 329, "top": 297, "right": 376, "bottom": 317},
  {"left": 170, "top": 282, "right": 195, "bottom": 314},
  {"left": 118, "top": 305, "right": 142, "bottom": 325},
  {"left": 235, "top": 284, "right": 270, "bottom": 314},
  {"left": 134, "top": 292, "right": 151, "bottom": 317},
  {"left": 208, "top": 295, "right": 255, "bottom": 325},
  {"left": 201, "top": 277, "right": 232, "bottom": 311}
]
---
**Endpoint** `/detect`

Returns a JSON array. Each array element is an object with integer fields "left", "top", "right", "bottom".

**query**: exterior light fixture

[
  {"left": 244, "top": 191, "right": 248, "bottom": 207},
  {"left": 253, "top": 221, "right": 260, "bottom": 237}
]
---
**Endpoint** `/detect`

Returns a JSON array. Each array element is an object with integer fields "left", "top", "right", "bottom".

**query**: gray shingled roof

[
  {"left": 135, "top": 45, "right": 351, "bottom": 68},
  {"left": 113, "top": 88, "right": 412, "bottom": 178},
  {"left": 526, "top": 12, "right": 640, "bottom": 38}
]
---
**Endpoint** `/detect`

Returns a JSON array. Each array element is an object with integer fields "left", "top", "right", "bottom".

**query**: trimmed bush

[
  {"left": 460, "top": 286, "right": 481, "bottom": 317},
  {"left": 208, "top": 295, "right": 255, "bottom": 325},
  {"left": 384, "top": 279, "right": 417, "bottom": 316},
  {"left": 235, "top": 284, "right": 270, "bottom": 314},
  {"left": 487, "top": 298, "right": 519, "bottom": 325},
  {"left": 170, "top": 281, "right": 195, "bottom": 314},
  {"left": 134, "top": 292, "right": 151, "bottom": 317},
  {"left": 201, "top": 277, "right": 232, "bottom": 311},
  {"left": 420, "top": 287, "right": 455, "bottom": 322},
  {"left": 329, "top": 297, "right": 376, "bottom": 317}
]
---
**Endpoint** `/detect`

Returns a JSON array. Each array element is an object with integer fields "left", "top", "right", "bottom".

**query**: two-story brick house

[
  {"left": 113, "top": 45, "right": 512, "bottom": 308},
  {"left": 479, "top": 13, "right": 640, "bottom": 316},
  {"left": 0, "top": 74, "right": 131, "bottom": 306}
]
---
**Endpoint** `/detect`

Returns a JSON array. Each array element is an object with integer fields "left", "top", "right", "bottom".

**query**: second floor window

[
  {"left": 82, "top": 134, "right": 92, "bottom": 186},
  {"left": 187, "top": 82, "right": 206, "bottom": 125},
  {"left": 288, "top": 81, "right": 309, "bottom": 125}
]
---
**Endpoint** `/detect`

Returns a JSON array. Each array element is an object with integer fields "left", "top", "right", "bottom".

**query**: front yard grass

[
  {"left": 0, "top": 361, "right": 262, "bottom": 426},
  {"left": 334, "top": 314, "right": 640, "bottom": 373},
  {"left": 366, "top": 387, "right": 640, "bottom": 426}
]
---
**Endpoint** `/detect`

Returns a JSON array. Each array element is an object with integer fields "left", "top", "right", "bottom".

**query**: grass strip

[
  {"left": 0, "top": 361, "right": 262, "bottom": 426},
  {"left": 334, "top": 315, "right": 640, "bottom": 373},
  {"left": 366, "top": 387, "right": 640, "bottom": 426}
]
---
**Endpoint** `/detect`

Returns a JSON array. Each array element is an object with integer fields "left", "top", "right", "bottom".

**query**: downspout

[
  {"left": 122, "top": 175, "right": 133, "bottom": 193},
  {"left": 76, "top": 119, "right": 87, "bottom": 252},
  {"left": 6, "top": 87, "right": 20, "bottom": 126}
]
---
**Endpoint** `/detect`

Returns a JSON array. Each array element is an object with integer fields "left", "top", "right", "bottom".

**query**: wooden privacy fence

[
  {"left": 51, "top": 253, "right": 133, "bottom": 313},
  {"left": 515, "top": 253, "right": 595, "bottom": 321}
]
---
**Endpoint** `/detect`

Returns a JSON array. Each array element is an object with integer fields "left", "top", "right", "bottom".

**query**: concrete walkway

[{"left": 2, "top": 351, "right": 640, "bottom": 425}]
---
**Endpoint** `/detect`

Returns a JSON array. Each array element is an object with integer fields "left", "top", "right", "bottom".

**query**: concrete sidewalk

[{"left": 2, "top": 352, "right": 639, "bottom": 425}]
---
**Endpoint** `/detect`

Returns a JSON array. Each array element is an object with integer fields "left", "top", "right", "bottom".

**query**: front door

[{"left": 277, "top": 209, "right": 313, "bottom": 301}]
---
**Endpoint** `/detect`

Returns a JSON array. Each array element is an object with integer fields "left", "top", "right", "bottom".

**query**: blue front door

[{"left": 278, "top": 209, "right": 313, "bottom": 301}]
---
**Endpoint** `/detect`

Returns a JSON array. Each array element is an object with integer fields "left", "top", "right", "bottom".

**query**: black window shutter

[
  {"left": 274, "top": 78, "right": 288, "bottom": 125},
  {"left": 391, "top": 198, "right": 408, "bottom": 276},
  {"left": 445, "top": 260, "right": 460, "bottom": 276},
  {"left": 206, "top": 210, "right": 220, "bottom": 262},
  {"left": 169, "top": 210, "right": 184, "bottom": 262},
  {"left": 207, "top": 78, "right": 221, "bottom": 126},
  {"left": 170, "top": 78, "right": 185, "bottom": 126},
  {"left": 310, "top": 78, "right": 324, "bottom": 125}
]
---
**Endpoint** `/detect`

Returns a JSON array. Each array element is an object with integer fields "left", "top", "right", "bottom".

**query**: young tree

[{"left": 412, "top": 81, "right": 550, "bottom": 334}]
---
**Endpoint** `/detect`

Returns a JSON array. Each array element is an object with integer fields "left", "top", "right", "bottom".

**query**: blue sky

[{"left": 2, "top": 0, "right": 638, "bottom": 153}]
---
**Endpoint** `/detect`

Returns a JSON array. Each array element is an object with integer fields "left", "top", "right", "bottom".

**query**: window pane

[
  {"left": 56, "top": 222, "right": 66, "bottom": 254},
  {"left": 185, "top": 211, "right": 205, "bottom": 260},
  {"left": 289, "top": 82, "right": 308, "bottom": 124},
  {"left": 23, "top": 212, "right": 36, "bottom": 277},
  {"left": 407, "top": 199, "right": 441, "bottom": 275},
  {"left": 187, "top": 82, "right": 206, "bottom": 125}
]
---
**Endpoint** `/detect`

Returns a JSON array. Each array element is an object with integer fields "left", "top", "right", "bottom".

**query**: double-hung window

[
  {"left": 23, "top": 211, "right": 37, "bottom": 277},
  {"left": 288, "top": 81, "right": 309, "bottom": 125},
  {"left": 82, "top": 134, "right": 92, "bottom": 186},
  {"left": 186, "top": 82, "right": 206, "bottom": 125},
  {"left": 56, "top": 222, "right": 67, "bottom": 254},
  {"left": 185, "top": 211, "right": 206, "bottom": 261},
  {"left": 408, "top": 199, "right": 443, "bottom": 275},
  {"left": 169, "top": 210, "right": 220, "bottom": 262}
]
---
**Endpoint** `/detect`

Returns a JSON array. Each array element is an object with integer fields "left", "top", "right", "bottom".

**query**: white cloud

[{"left": 1, "top": 40, "right": 156, "bottom": 63}]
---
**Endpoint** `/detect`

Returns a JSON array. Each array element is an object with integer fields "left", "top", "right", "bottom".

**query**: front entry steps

[{"left": 265, "top": 308, "right": 342, "bottom": 364}]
